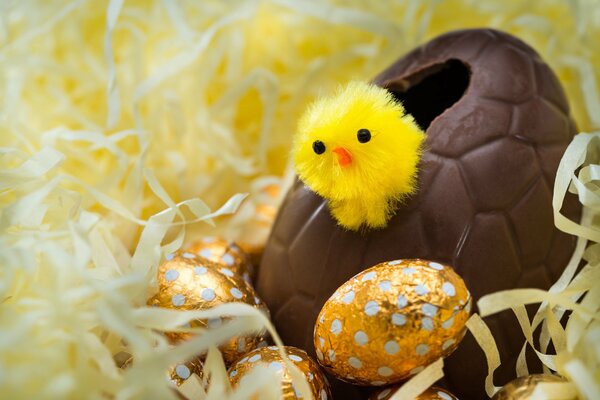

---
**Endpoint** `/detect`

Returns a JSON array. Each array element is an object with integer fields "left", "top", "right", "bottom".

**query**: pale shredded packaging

[{"left": 0, "top": 1, "right": 599, "bottom": 399}]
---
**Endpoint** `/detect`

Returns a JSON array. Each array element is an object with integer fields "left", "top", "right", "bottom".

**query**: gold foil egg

[
  {"left": 228, "top": 346, "right": 332, "bottom": 400},
  {"left": 492, "top": 374, "right": 567, "bottom": 399},
  {"left": 237, "top": 181, "right": 283, "bottom": 266},
  {"left": 168, "top": 357, "right": 204, "bottom": 387},
  {"left": 187, "top": 237, "right": 254, "bottom": 284},
  {"left": 148, "top": 252, "right": 268, "bottom": 364},
  {"left": 371, "top": 386, "right": 459, "bottom": 400},
  {"left": 313, "top": 259, "right": 471, "bottom": 386}
]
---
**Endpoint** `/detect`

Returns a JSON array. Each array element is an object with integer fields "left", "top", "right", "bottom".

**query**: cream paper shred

[{"left": 1, "top": 1, "right": 599, "bottom": 399}]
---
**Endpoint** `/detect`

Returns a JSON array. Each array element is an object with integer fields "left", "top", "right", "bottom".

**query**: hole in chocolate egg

[{"left": 384, "top": 59, "right": 470, "bottom": 130}]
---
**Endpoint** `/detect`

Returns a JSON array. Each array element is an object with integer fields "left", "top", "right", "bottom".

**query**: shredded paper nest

[{"left": 0, "top": 1, "right": 599, "bottom": 399}]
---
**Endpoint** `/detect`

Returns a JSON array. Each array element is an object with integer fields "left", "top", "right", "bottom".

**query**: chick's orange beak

[{"left": 332, "top": 147, "right": 352, "bottom": 167}]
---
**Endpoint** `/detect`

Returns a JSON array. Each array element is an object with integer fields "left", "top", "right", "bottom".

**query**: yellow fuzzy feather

[{"left": 293, "top": 81, "right": 425, "bottom": 230}]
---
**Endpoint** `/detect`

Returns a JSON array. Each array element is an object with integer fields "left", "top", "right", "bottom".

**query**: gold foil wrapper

[
  {"left": 492, "top": 374, "right": 567, "bottom": 399},
  {"left": 371, "top": 385, "right": 459, "bottom": 400},
  {"left": 168, "top": 357, "right": 204, "bottom": 387},
  {"left": 187, "top": 237, "right": 254, "bottom": 284},
  {"left": 228, "top": 346, "right": 332, "bottom": 400},
  {"left": 238, "top": 182, "right": 283, "bottom": 266},
  {"left": 148, "top": 252, "right": 268, "bottom": 365},
  {"left": 314, "top": 259, "right": 471, "bottom": 386}
]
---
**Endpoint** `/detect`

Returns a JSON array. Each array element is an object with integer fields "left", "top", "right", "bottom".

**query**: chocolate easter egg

[
  {"left": 371, "top": 386, "right": 458, "bottom": 400},
  {"left": 228, "top": 346, "right": 332, "bottom": 400},
  {"left": 314, "top": 260, "right": 470, "bottom": 385},
  {"left": 256, "top": 29, "right": 580, "bottom": 399},
  {"left": 492, "top": 374, "right": 567, "bottom": 399},
  {"left": 187, "top": 237, "right": 254, "bottom": 284},
  {"left": 148, "top": 252, "right": 268, "bottom": 365}
]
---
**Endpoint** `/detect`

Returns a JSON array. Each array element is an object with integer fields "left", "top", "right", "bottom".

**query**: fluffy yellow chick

[{"left": 293, "top": 81, "right": 425, "bottom": 231}]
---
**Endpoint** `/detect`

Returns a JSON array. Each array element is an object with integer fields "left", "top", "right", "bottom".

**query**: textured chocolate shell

[{"left": 256, "top": 29, "right": 580, "bottom": 399}]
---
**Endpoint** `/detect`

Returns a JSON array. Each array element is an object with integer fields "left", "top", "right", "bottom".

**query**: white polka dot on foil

[
  {"left": 165, "top": 253, "right": 175, "bottom": 261},
  {"left": 330, "top": 319, "right": 342, "bottom": 335},
  {"left": 377, "top": 366, "right": 393, "bottom": 377},
  {"left": 422, "top": 303, "right": 438, "bottom": 317},
  {"left": 392, "top": 313, "right": 406, "bottom": 326},
  {"left": 429, "top": 262, "right": 444, "bottom": 270},
  {"left": 194, "top": 266, "right": 207, "bottom": 275},
  {"left": 342, "top": 290, "right": 355, "bottom": 304},
  {"left": 403, "top": 267, "right": 417, "bottom": 275},
  {"left": 365, "top": 301, "right": 379, "bottom": 316},
  {"left": 378, "top": 280, "right": 392, "bottom": 291},
  {"left": 397, "top": 294, "right": 408, "bottom": 308},
  {"left": 443, "top": 339, "right": 456, "bottom": 350},
  {"left": 230, "top": 288, "right": 243, "bottom": 299},
  {"left": 182, "top": 252, "right": 195, "bottom": 259},
  {"left": 220, "top": 267, "right": 234, "bottom": 277},
  {"left": 410, "top": 366, "right": 425, "bottom": 375},
  {"left": 388, "top": 260, "right": 402, "bottom": 265},
  {"left": 268, "top": 361, "right": 283, "bottom": 371},
  {"left": 442, "top": 317, "right": 455, "bottom": 330},
  {"left": 384, "top": 340, "right": 399, "bottom": 355},
  {"left": 289, "top": 354, "right": 303, "bottom": 362},
  {"left": 442, "top": 282, "right": 456, "bottom": 296},
  {"left": 378, "top": 389, "right": 391, "bottom": 399},
  {"left": 416, "top": 344, "right": 429, "bottom": 356},
  {"left": 248, "top": 354, "right": 261, "bottom": 362},
  {"left": 361, "top": 271, "right": 377, "bottom": 281},
  {"left": 175, "top": 364, "right": 190, "bottom": 379},
  {"left": 348, "top": 357, "right": 362, "bottom": 369},
  {"left": 354, "top": 331, "right": 368, "bottom": 345},
  {"left": 222, "top": 253, "right": 235, "bottom": 265},
  {"left": 421, "top": 317, "right": 434, "bottom": 331},
  {"left": 415, "top": 284, "right": 429, "bottom": 296},
  {"left": 201, "top": 288, "right": 215, "bottom": 301},
  {"left": 199, "top": 249, "right": 212, "bottom": 259},
  {"left": 171, "top": 294, "right": 185, "bottom": 306},
  {"left": 438, "top": 391, "right": 453, "bottom": 400},
  {"left": 328, "top": 349, "right": 336, "bottom": 361},
  {"left": 164, "top": 269, "right": 179, "bottom": 281}
]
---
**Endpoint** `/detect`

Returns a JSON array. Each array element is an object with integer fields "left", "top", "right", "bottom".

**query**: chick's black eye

[
  {"left": 357, "top": 128, "right": 371, "bottom": 143},
  {"left": 312, "top": 140, "right": 326, "bottom": 155}
]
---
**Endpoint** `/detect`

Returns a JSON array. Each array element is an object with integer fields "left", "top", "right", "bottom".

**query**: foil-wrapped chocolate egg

[
  {"left": 148, "top": 252, "right": 268, "bottom": 364},
  {"left": 314, "top": 259, "right": 471, "bottom": 385},
  {"left": 228, "top": 346, "right": 332, "bottom": 400},
  {"left": 238, "top": 182, "right": 283, "bottom": 266},
  {"left": 168, "top": 357, "right": 204, "bottom": 386},
  {"left": 187, "top": 237, "right": 254, "bottom": 284},
  {"left": 492, "top": 374, "right": 567, "bottom": 399},
  {"left": 371, "top": 386, "right": 458, "bottom": 400}
]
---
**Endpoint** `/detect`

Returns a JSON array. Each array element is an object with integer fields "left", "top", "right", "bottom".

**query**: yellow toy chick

[{"left": 293, "top": 81, "right": 425, "bottom": 231}]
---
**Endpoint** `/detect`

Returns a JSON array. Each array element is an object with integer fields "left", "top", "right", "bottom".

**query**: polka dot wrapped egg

[
  {"left": 147, "top": 252, "right": 268, "bottom": 364},
  {"left": 313, "top": 259, "right": 471, "bottom": 385},
  {"left": 187, "top": 237, "right": 254, "bottom": 284},
  {"left": 228, "top": 346, "right": 331, "bottom": 400},
  {"left": 168, "top": 357, "right": 204, "bottom": 387},
  {"left": 370, "top": 386, "right": 458, "bottom": 400}
]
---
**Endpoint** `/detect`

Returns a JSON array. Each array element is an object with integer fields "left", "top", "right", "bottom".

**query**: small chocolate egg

[
  {"left": 228, "top": 346, "right": 331, "bottom": 400},
  {"left": 148, "top": 252, "right": 268, "bottom": 364},
  {"left": 371, "top": 385, "right": 458, "bottom": 400},
  {"left": 237, "top": 182, "right": 283, "bottom": 265},
  {"left": 187, "top": 237, "right": 254, "bottom": 284},
  {"left": 168, "top": 358, "right": 204, "bottom": 386},
  {"left": 314, "top": 259, "right": 471, "bottom": 385},
  {"left": 492, "top": 374, "right": 567, "bottom": 399}
]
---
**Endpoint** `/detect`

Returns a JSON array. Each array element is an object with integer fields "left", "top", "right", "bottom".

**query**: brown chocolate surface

[{"left": 256, "top": 29, "right": 580, "bottom": 399}]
